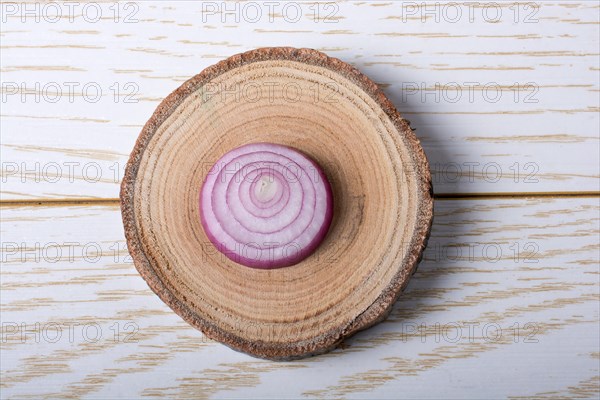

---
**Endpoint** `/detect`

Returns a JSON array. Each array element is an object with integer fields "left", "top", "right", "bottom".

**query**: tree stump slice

[{"left": 120, "top": 47, "right": 433, "bottom": 360}]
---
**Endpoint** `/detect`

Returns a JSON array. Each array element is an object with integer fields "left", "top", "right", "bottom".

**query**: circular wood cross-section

[{"left": 121, "top": 47, "right": 433, "bottom": 360}]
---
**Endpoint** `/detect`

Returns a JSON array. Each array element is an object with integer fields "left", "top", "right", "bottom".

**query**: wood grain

[
  {"left": 1, "top": 1, "right": 599, "bottom": 200},
  {"left": 1, "top": 0, "right": 598, "bottom": 398},
  {"left": 1, "top": 198, "right": 598, "bottom": 398}
]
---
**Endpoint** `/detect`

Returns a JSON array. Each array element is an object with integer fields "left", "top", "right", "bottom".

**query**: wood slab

[
  {"left": 120, "top": 47, "right": 433, "bottom": 359},
  {"left": 2, "top": 2, "right": 599, "bottom": 200},
  {"left": 2, "top": 198, "right": 598, "bottom": 398}
]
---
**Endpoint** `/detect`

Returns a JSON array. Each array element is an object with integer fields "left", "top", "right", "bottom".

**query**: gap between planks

[{"left": 0, "top": 191, "right": 599, "bottom": 208}]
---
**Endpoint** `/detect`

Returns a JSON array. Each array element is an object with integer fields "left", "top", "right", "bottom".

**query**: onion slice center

[{"left": 200, "top": 142, "right": 333, "bottom": 269}]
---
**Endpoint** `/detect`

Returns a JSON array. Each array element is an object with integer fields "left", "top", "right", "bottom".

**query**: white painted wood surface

[
  {"left": 1, "top": 198, "right": 599, "bottom": 398},
  {"left": 1, "top": 1, "right": 599, "bottom": 399},
  {"left": 1, "top": 1, "right": 599, "bottom": 199}
]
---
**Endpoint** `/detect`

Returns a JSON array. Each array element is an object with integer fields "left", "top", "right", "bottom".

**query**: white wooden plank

[
  {"left": 1, "top": 1, "right": 599, "bottom": 200},
  {"left": 1, "top": 197, "right": 598, "bottom": 398}
]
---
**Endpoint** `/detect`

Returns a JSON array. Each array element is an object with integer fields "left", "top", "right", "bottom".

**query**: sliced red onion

[{"left": 200, "top": 143, "right": 333, "bottom": 269}]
